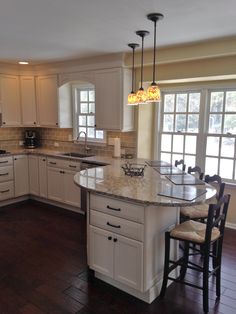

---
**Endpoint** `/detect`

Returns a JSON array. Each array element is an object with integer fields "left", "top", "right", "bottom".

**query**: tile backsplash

[{"left": 0, "top": 127, "right": 137, "bottom": 157}]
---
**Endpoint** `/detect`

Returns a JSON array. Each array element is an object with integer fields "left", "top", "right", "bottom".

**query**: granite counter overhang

[{"left": 74, "top": 159, "right": 217, "bottom": 207}]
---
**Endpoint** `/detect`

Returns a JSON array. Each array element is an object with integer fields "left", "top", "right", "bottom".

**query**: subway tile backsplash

[{"left": 0, "top": 128, "right": 137, "bottom": 157}]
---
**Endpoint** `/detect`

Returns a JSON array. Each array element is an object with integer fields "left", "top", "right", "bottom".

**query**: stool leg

[
  {"left": 180, "top": 241, "right": 189, "bottom": 280},
  {"left": 160, "top": 232, "right": 171, "bottom": 298},
  {"left": 203, "top": 246, "right": 210, "bottom": 313},
  {"left": 216, "top": 238, "right": 223, "bottom": 298}
]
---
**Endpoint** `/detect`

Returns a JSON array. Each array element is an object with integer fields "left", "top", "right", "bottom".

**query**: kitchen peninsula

[{"left": 74, "top": 159, "right": 216, "bottom": 303}]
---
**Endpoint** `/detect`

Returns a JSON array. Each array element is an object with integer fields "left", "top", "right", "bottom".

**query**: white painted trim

[
  {"left": 0, "top": 195, "right": 28, "bottom": 207},
  {"left": 226, "top": 222, "right": 236, "bottom": 230}
]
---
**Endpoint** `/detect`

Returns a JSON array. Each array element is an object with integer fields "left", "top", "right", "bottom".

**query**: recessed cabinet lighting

[{"left": 18, "top": 61, "right": 29, "bottom": 65}]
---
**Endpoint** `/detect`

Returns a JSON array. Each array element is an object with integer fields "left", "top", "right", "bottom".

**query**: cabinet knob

[
  {"left": 34, "top": 122, "right": 36, "bottom": 125},
  {"left": 108, "top": 236, "right": 112, "bottom": 241},
  {"left": 56, "top": 122, "right": 58, "bottom": 126},
  {"left": 2, "top": 122, "right": 6, "bottom": 125},
  {"left": 113, "top": 238, "right": 117, "bottom": 243}
]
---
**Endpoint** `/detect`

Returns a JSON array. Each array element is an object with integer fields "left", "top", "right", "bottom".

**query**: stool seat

[
  {"left": 180, "top": 203, "right": 209, "bottom": 219},
  {"left": 170, "top": 220, "right": 220, "bottom": 244}
]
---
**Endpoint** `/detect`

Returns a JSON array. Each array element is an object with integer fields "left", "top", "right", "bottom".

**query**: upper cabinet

[
  {"left": 94, "top": 68, "right": 134, "bottom": 131},
  {"left": 0, "top": 75, "right": 21, "bottom": 126},
  {"left": 36, "top": 75, "right": 59, "bottom": 127},
  {"left": 20, "top": 76, "right": 37, "bottom": 126}
]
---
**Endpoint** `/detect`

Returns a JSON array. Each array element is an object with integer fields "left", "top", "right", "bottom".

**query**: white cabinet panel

[
  {"left": 39, "top": 156, "right": 48, "bottom": 198},
  {"left": 20, "top": 76, "right": 37, "bottom": 126},
  {"left": 0, "top": 181, "right": 14, "bottom": 200},
  {"left": 64, "top": 170, "right": 81, "bottom": 207},
  {"left": 47, "top": 167, "right": 64, "bottom": 202},
  {"left": 14, "top": 155, "right": 29, "bottom": 197},
  {"left": 28, "top": 155, "right": 39, "bottom": 196}
]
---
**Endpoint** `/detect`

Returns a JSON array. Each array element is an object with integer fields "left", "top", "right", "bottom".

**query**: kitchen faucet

[{"left": 76, "top": 131, "right": 91, "bottom": 153}]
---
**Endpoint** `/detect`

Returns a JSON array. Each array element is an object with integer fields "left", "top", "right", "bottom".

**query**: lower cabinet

[
  {"left": 28, "top": 155, "right": 39, "bottom": 195},
  {"left": 38, "top": 156, "right": 48, "bottom": 198},
  {"left": 89, "top": 225, "right": 143, "bottom": 291},
  {"left": 14, "top": 155, "right": 29, "bottom": 197}
]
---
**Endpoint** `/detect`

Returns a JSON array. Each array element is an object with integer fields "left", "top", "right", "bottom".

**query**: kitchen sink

[{"left": 61, "top": 152, "right": 95, "bottom": 158}]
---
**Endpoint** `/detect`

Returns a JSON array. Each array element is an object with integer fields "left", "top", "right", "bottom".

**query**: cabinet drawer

[
  {"left": 47, "top": 157, "right": 80, "bottom": 171},
  {"left": 90, "top": 194, "right": 144, "bottom": 223},
  {"left": 0, "top": 181, "right": 14, "bottom": 200},
  {"left": 90, "top": 209, "right": 144, "bottom": 242},
  {"left": 0, "top": 156, "right": 13, "bottom": 166},
  {"left": 0, "top": 166, "right": 13, "bottom": 182}
]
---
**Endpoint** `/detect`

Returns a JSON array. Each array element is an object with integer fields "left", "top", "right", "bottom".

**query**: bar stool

[
  {"left": 187, "top": 165, "right": 204, "bottom": 180},
  {"left": 180, "top": 174, "right": 225, "bottom": 222},
  {"left": 174, "top": 159, "right": 186, "bottom": 172},
  {"left": 160, "top": 194, "right": 231, "bottom": 313}
]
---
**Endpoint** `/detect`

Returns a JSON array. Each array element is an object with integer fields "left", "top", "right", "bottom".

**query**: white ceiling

[{"left": 1, "top": 0, "right": 236, "bottom": 64}]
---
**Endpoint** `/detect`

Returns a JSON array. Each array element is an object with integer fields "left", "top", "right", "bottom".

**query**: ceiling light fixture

[
  {"left": 127, "top": 43, "right": 139, "bottom": 106},
  {"left": 146, "top": 13, "right": 164, "bottom": 103},
  {"left": 135, "top": 30, "right": 149, "bottom": 104},
  {"left": 18, "top": 61, "right": 29, "bottom": 65}
]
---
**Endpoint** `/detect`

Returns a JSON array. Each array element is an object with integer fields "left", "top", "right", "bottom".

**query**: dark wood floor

[{"left": 0, "top": 200, "right": 235, "bottom": 314}]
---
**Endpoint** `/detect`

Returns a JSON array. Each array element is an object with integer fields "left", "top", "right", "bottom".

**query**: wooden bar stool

[
  {"left": 174, "top": 159, "right": 186, "bottom": 172},
  {"left": 160, "top": 194, "right": 231, "bottom": 313}
]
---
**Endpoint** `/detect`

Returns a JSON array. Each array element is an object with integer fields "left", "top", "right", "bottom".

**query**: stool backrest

[
  {"left": 187, "top": 166, "right": 204, "bottom": 180},
  {"left": 175, "top": 159, "right": 186, "bottom": 172},
  {"left": 205, "top": 194, "right": 230, "bottom": 247},
  {"left": 204, "top": 174, "right": 225, "bottom": 201}
]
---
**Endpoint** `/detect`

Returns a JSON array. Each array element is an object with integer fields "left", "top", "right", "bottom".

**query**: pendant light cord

[
  {"left": 140, "top": 35, "right": 144, "bottom": 90},
  {"left": 152, "top": 20, "right": 157, "bottom": 84},
  {"left": 132, "top": 46, "right": 135, "bottom": 93}
]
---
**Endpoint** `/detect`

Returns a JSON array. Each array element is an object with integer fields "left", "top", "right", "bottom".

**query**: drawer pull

[
  {"left": 0, "top": 189, "right": 10, "bottom": 193},
  {"left": 107, "top": 222, "right": 121, "bottom": 229},
  {"left": 69, "top": 165, "right": 76, "bottom": 168},
  {"left": 49, "top": 162, "right": 56, "bottom": 165},
  {"left": 108, "top": 236, "right": 112, "bottom": 240},
  {"left": 60, "top": 170, "right": 65, "bottom": 174},
  {"left": 0, "top": 161, "right": 8, "bottom": 164},
  {"left": 113, "top": 238, "right": 117, "bottom": 242},
  {"left": 0, "top": 173, "right": 9, "bottom": 176},
  {"left": 107, "top": 205, "right": 121, "bottom": 212}
]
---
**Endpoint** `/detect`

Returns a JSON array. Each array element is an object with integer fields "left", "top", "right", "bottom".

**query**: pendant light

[
  {"left": 146, "top": 13, "right": 164, "bottom": 103},
  {"left": 127, "top": 43, "right": 139, "bottom": 106},
  {"left": 135, "top": 30, "right": 149, "bottom": 104}
]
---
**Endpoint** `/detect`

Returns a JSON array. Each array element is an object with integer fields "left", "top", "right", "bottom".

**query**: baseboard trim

[
  {"left": 0, "top": 195, "right": 29, "bottom": 207},
  {"left": 226, "top": 222, "right": 236, "bottom": 230}
]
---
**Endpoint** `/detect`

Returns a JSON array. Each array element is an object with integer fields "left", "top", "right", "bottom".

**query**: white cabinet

[
  {"left": 38, "top": 156, "right": 47, "bottom": 198},
  {"left": 36, "top": 75, "right": 59, "bottom": 127},
  {"left": 0, "top": 156, "right": 14, "bottom": 200},
  {"left": 20, "top": 76, "right": 37, "bottom": 126},
  {"left": 47, "top": 157, "right": 81, "bottom": 208},
  {"left": 0, "top": 75, "right": 21, "bottom": 126},
  {"left": 94, "top": 68, "right": 134, "bottom": 131},
  {"left": 13, "top": 155, "right": 29, "bottom": 197},
  {"left": 28, "top": 155, "right": 39, "bottom": 196}
]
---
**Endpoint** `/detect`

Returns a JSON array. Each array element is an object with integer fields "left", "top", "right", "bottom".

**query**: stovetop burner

[{"left": 0, "top": 150, "right": 7, "bottom": 154}]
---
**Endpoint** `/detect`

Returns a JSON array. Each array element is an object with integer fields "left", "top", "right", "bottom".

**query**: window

[
  {"left": 73, "top": 85, "right": 105, "bottom": 142},
  {"left": 158, "top": 87, "right": 236, "bottom": 183}
]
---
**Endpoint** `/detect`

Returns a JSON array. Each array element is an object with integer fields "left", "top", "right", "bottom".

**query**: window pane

[
  {"left": 87, "top": 128, "right": 95, "bottom": 138},
  {"left": 89, "top": 103, "right": 95, "bottom": 113},
  {"left": 221, "top": 137, "right": 235, "bottom": 157},
  {"left": 206, "top": 137, "right": 219, "bottom": 156},
  {"left": 175, "top": 114, "right": 186, "bottom": 132},
  {"left": 225, "top": 91, "right": 236, "bottom": 112},
  {"left": 189, "top": 93, "right": 200, "bottom": 112},
  {"left": 164, "top": 94, "right": 175, "bottom": 112},
  {"left": 210, "top": 92, "right": 224, "bottom": 112},
  {"left": 185, "top": 155, "right": 196, "bottom": 168},
  {"left": 80, "top": 91, "right": 88, "bottom": 101},
  {"left": 79, "top": 127, "right": 86, "bottom": 135},
  {"left": 176, "top": 94, "right": 187, "bottom": 112},
  {"left": 187, "top": 114, "right": 199, "bottom": 132},
  {"left": 79, "top": 116, "right": 86, "bottom": 126},
  {"left": 89, "top": 90, "right": 95, "bottom": 102},
  {"left": 185, "top": 135, "right": 196, "bottom": 154},
  {"left": 173, "top": 135, "right": 184, "bottom": 153},
  {"left": 163, "top": 114, "right": 174, "bottom": 132},
  {"left": 224, "top": 114, "right": 236, "bottom": 133},
  {"left": 80, "top": 103, "right": 88, "bottom": 114},
  {"left": 209, "top": 114, "right": 222, "bottom": 133},
  {"left": 161, "top": 153, "right": 171, "bottom": 163},
  {"left": 96, "top": 130, "right": 104, "bottom": 139},
  {"left": 205, "top": 157, "right": 218, "bottom": 175},
  {"left": 219, "top": 159, "right": 233, "bottom": 179},
  {"left": 161, "top": 134, "right": 172, "bottom": 152},
  {"left": 87, "top": 115, "right": 95, "bottom": 127}
]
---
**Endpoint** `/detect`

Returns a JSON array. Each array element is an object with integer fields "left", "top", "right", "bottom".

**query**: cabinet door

[
  {"left": 20, "top": 76, "right": 37, "bottom": 126},
  {"left": 64, "top": 170, "right": 81, "bottom": 208},
  {"left": 37, "top": 75, "right": 58, "bottom": 127},
  {"left": 39, "top": 156, "right": 47, "bottom": 198},
  {"left": 94, "top": 68, "right": 122, "bottom": 130},
  {"left": 47, "top": 167, "right": 64, "bottom": 202},
  {"left": 28, "top": 155, "right": 39, "bottom": 195},
  {"left": 114, "top": 234, "right": 143, "bottom": 291},
  {"left": 1, "top": 75, "right": 21, "bottom": 126},
  {"left": 89, "top": 226, "right": 113, "bottom": 278},
  {"left": 14, "top": 155, "right": 29, "bottom": 197}
]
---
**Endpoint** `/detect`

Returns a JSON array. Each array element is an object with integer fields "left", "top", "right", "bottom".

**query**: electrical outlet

[
  {"left": 19, "top": 140, "right": 24, "bottom": 146},
  {"left": 108, "top": 137, "right": 115, "bottom": 145},
  {"left": 54, "top": 142, "right": 59, "bottom": 147}
]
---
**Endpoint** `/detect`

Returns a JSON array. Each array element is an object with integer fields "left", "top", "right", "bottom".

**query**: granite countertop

[{"left": 74, "top": 158, "right": 216, "bottom": 207}]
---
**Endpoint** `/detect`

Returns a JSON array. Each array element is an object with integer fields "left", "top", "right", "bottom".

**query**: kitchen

[{"left": 0, "top": 0, "right": 236, "bottom": 313}]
